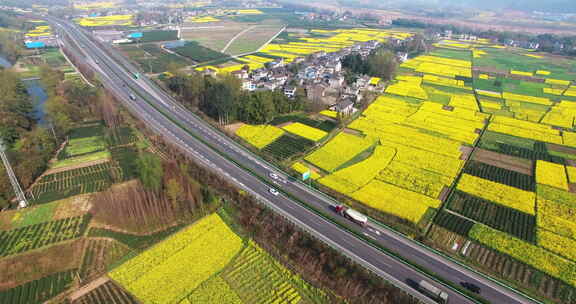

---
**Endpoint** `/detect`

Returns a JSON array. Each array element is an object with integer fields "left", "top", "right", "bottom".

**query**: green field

[{"left": 172, "top": 41, "right": 229, "bottom": 63}]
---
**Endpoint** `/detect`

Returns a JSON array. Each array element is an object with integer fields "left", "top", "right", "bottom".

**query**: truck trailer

[
  {"left": 334, "top": 205, "right": 368, "bottom": 226},
  {"left": 418, "top": 280, "right": 449, "bottom": 304}
]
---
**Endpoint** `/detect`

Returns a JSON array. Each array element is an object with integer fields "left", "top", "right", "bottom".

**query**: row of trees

[
  {"left": 392, "top": 18, "right": 576, "bottom": 57},
  {"left": 166, "top": 73, "right": 308, "bottom": 124}
]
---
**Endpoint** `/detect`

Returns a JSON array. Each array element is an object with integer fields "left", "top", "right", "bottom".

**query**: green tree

[
  {"left": 166, "top": 178, "right": 183, "bottom": 211},
  {"left": 136, "top": 152, "right": 164, "bottom": 192},
  {"left": 368, "top": 49, "right": 397, "bottom": 81}
]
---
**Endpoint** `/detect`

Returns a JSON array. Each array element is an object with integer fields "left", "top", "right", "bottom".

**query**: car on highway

[
  {"left": 129, "top": 94, "right": 136, "bottom": 101},
  {"left": 269, "top": 173, "right": 279, "bottom": 180},
  {"left": 460, "top": 282, "right": 481, "bottom": 294},
  {"left": 269, "top": 188, "right": 279, "bottom": 196}
]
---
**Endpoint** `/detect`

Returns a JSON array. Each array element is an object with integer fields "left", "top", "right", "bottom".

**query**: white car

[
  {"left": 269, "top": 188, "right": 279, "bottom": 196},
  {"left": 269, "top": 173, "right": 279, "bottom": 180}
]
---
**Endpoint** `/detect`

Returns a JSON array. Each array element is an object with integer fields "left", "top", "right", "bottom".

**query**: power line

[{"left": 0, "top": 140, "right": 29, "bottom": 209}]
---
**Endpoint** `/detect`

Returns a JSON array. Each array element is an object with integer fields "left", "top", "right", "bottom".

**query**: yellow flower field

[
  {"left": 109, "top": 214, "right": 243, "bottom": 304},
  {"left": 567, "top": 166, "right": 576, "bottom": 183},
  {"left": 305, "top": 133, "right": 376, "bottom": 172},
  {"left": 351, "top": 179, "right": 441, "bottom": 224},
  {"left": 281, "top": 122, "right": 327, "bottom": 142},
  {"left": 457, "top": 174, "right": 536, "bottom": 214},
  {"left": 318, "top": 145, "right": 396, "bottom": 194},
  {"left": 73, "top": 1, "right": 117, "bottom": 10},
  {"left": 510, "top": 70, "right": 533, "bottom": 77},
  {"left": 319, "top": 110, "right": 338, "bottom": 118},
  {"left": 535, "top": 160, "right": 569, "bottom": 191},
  {"left": 378, "top": 161, "right": 452, "bottom": 199},
  {"left": 77, "top": 14, "right": 134, "bottom": 27},
  {"left": 187, "top": 16, "right": 219, "bottom": 23},
  {"left": 538, "top": 229, "right": 576, "bottom": 261},
  {"left": 545, "top": 78, "right": 571, "bottom": 86},
  {"left": 470, "top": 224, "right": 576, "bottom": 286},
  {"left": 236, "top": 124, "right": 284, "bottom": 149}
]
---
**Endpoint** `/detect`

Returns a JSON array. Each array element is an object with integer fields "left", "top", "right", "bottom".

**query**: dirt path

[
  {"left": 221, "top": 25, "right": 258, "bottom": 53},
  {"left": 68, "top": 276, "right": 110, "bottom": 302}
]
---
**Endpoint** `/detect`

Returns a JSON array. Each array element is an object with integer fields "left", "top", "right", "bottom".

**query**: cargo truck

[
  {"left": 334, "top": 205, "right": 368, "bottom": 226},
  {"left": 418, "top": 280, "right": 448, "bottom": 304}
]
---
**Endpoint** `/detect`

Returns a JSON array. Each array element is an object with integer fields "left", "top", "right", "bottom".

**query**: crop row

[
  {"left": 0, "top": 270, "right": 76, "bottom": 304},
  {"left": 263, "top": 134, "right": 315, "bottom": 161},
  {"left": 457, "top": 174, "right": 536, "bottom": 215},
  {"left": 488, "top": 142, "right": 565, "bottom": 164},
  {"left": 469, "top": 224, "right": 576, "bottom": 286},
  {"left": 433, "top": 211, "right": 474, "bottom": 236},
  {"left": 39, "top": 162, "right": 114, "bottom": 182},
  {"left": 0, "top": 215, "right": 90, "bottom": 257},
  {"left": 109, "top": 214, "right": 243, "bottom": 304},
  {"left": 464, "top": 160, "right": 534, "bottom": 191},
  {"left": 221, "top": 240, "right": 329, "bottom": 304},
  {"left": 31, "top": 180, "right": 112, "bottom": 205},
  {"left": 72, "top": 281, "right": 138, "bottom": 304},
  {"left": 448, "top": 190, "right": 536, "bottom": 242}
]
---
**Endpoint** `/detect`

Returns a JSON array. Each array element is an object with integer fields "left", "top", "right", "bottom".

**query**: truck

[
  {"left": 334, "top": 205, "right": 368, "bottom": 226},
  {"left": 418, "top": 280, "right": 449, "bottom": 304}
]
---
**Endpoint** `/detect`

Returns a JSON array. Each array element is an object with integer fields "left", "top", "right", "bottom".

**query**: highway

[{"left": 50, "top": 17, "right": 537, "bottom": 304}]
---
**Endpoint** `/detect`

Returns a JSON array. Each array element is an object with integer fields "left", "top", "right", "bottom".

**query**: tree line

[
  {"left": 393, "top": 18, "right": 576, "bottom": 57},
  {"left": 165, "top": 72, "right": 307, "bottom": 125}
]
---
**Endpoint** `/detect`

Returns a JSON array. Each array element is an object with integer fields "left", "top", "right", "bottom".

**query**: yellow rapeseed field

[
  {"left": 281, "top": 122, "right": 327, "bottom": 142},
  {"left": 109, "top": 213, "right": 243, "bottom": 304},
  {"left": 236, "top": 124, "right": 284, "bottom": 149},
  {"left": 470, "top": 224, "right": 576, "bottom": 286},
  {"left": 305, "top": 133, "right": 376, "bottom": 172},
  {"left": 351, "top": 179, "right": 441, "bottom": 224},
  {"left": 535, "top": 160, "right": 569, "bottom": 191},
  {"left": 457, "top": 174, "right": 536, "bottom": 214},
  {"left": 77, "top": 14, "right": 134, "bottom": 27},
  {"left": 318, "top": 145, "right": 396, "bottom": 194}
]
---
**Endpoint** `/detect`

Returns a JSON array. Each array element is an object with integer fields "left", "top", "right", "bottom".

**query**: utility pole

[{"left": 0, "top": 140, "right": 29, "bottom": 209}]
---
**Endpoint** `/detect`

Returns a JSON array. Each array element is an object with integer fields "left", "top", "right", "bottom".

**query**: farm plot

[
  {"left": 172, "top": 41, "right": 229, "bottom": 63},
  {"left": 224, "top": 25, "right": 285, "bottom": 55},
  {"left": 216, "top": 240, "right": 329, "bottom": 304},
  {"left": 80, "top": 239, "right": 131, "bottom": 281},
  {"left": 236, "top": 124, "right": 285, "bottom": 149},
  {"left": 182, "top": 22, "right": 251, "bottom": 51},
  {"left": 281, "top": 122, "right": 327, "bottom": 142},
  {"left": 30, "top": 161, "right": 122, "bottom": 204},
  {"left": 109, "top": 213, "right": 243, "bottom": 303},
  {"left": 0, "top": 270, "right": 76, "bottom": 304},
  {"left": 51, "top": 124, "right": 111, "bottom": 169},
  {"left": 109, "top": 213, "right": 329, "bottom": 304},
  {"left": 136, "top": 44, "right": 191, "bottom": 73},
  {"left": 469, "top": 224, "right": 576, "bottom": 286},
  {"left": 71, "top": 281, "right": 139, "bottom": 304},
  {"left": 305, "top": 133, "right": 376, "bottom": 173},
  {"left": 457, "top": 174, "right": 535, "bottom": 215},
  {"left": 447, "top": 190, "right": 536, "bottom": 242},
  {"left": 0, "top": 215, "right": 90, "bottom": 257},
  {"left": 463, "top": 160, "right": 534, "bottom": 191}
]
